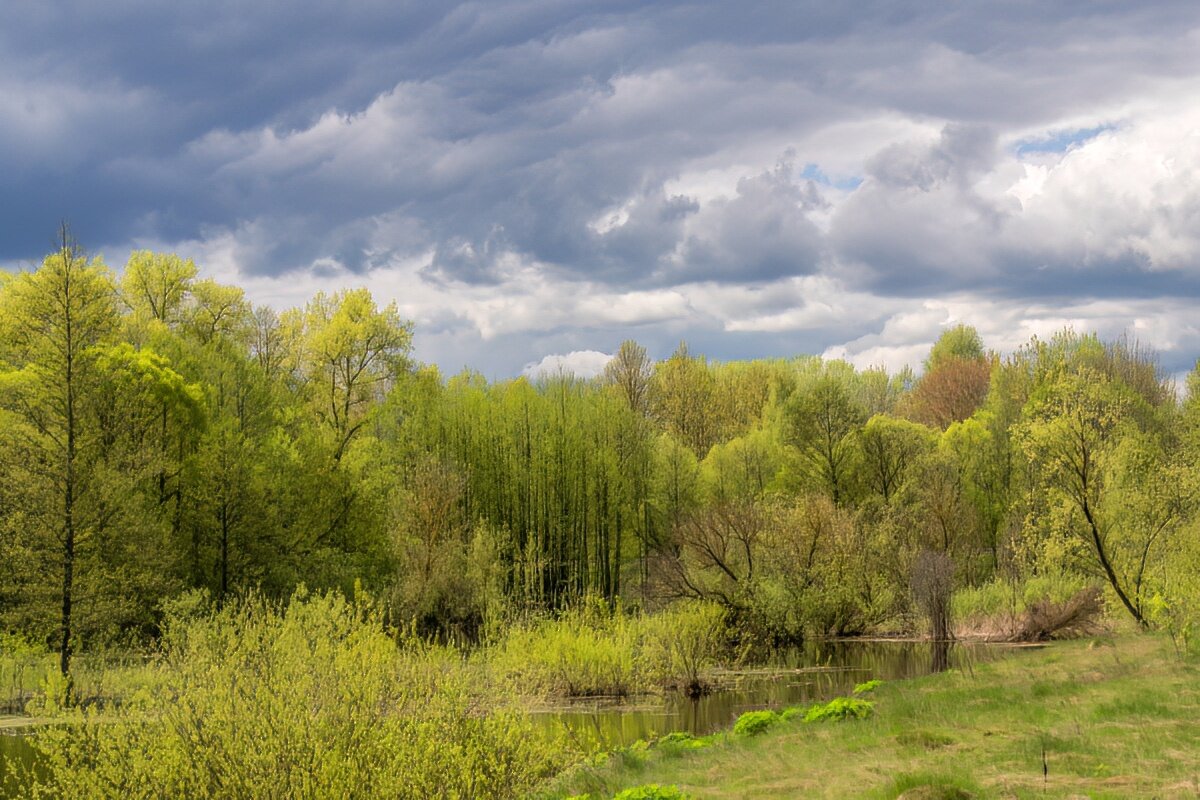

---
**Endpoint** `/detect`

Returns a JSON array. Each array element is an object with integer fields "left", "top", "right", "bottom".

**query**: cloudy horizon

[{"left": 4, "top": 2, "right": 1200, "bottom": 379}]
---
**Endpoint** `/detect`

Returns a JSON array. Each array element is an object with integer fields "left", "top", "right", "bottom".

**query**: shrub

[
  {"left": 779, "top": 705, "right": 804, "bottom": 722},
  {"left": 656, "top": 731, "right": 695, "bottom": 745},
  {"left": 803, "top": 696, "right": 874, "bottom": 723},
  {"left": 490, "top": 599, "right": 641, "bottom": 697},
  {"left": 0, "top": 633, "right": 49, "bottom": 714},
  {"left": 1015, "top": 586, "right": 1104, "bottom": 641},
  {"left": 23, "top": 591, "right": 561, "bottom": 799},
  {"left": 952, "top": 574, "right": 1093, "bottom": 639},
  {"left": 640, "top": 601, "right": 726, "bottom": 696},
  {"left": 654, "top": 732, "right": 708, "bottom": 752},
  {"left": 733, "top": 709, "right": 780, "bottom": 736},
  {"left": 491, "top": 599, "right": 728, "bottom": 699},
  {"left": 853, "top": 679, "right": 882, "bottom": 695}
]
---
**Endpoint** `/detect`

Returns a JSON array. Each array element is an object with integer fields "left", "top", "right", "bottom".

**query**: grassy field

[{"left": 543, "top": 635, "right": 1200, "bottom": 799}]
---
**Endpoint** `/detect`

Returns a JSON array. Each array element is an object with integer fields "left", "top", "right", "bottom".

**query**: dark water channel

[{"left": 532, "top": 639, "right": 1012, "bottom": 751}]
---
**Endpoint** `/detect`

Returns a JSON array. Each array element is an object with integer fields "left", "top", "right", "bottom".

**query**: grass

[{"left": 541, "top": 634, "right": 1200, "bottom": 799}]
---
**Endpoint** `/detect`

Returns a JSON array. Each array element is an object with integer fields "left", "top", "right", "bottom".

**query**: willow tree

[
  {"left": 857, "top": 414, "right": 933, "bottom": 505},
  {"left": 785, "top": 370, "right": 867, "bottom": 505},
  {"left": 1017, "top": 369, "right": 1188, "bottom": 627},
  {"left": 653, "top": 342, "right": 716, "bottom": 457}
]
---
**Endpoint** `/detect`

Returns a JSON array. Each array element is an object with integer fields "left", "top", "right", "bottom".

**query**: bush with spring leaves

[{"left": 21, "top": 590, "right": 562, "bottom": 799}]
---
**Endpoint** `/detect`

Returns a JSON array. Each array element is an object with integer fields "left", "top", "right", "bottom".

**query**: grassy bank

[{"left": 544, "top": 634, "right": 1200, "bottom": 799}]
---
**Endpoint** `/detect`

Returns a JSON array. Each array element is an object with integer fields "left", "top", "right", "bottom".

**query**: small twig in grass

[{"left": 1041, "top": 736, "right": 1049, "bottom": 790}]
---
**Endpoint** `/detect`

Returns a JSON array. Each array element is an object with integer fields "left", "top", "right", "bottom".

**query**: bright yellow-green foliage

[
  {"left": 283, "top": 287, "right": 412, "bottom": 459},
  {"left": 549, "top": 635, "right": 1200, "bottom": 799},
  {"left": 493, "top": 602, "right": 642, "bottom": 698},
  {"left": 121, "top": 251, "right": 198, "bottom": 326},
  {"left": 925, "top": 324, "right": 985, "bottom": 372},
  {"left": 16, "top": 592, "right": 561, "bottom": 799},
  {"left": 490, "top": 600, "right": 727, "bottom": 698},
  {"left": 731, "top": 710, "right": 779, "bottom": 736},
  {"left": 801, "top": 695, "right": 874, "bottom": 722}
]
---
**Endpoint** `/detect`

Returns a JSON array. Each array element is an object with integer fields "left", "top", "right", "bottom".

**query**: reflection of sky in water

[{"left": 533, "top": 640, "right": 1016, "bottom": 751}]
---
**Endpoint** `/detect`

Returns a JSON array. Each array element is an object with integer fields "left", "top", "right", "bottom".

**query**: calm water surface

[{"left": 532, "top": 639, "right": 1013, "bottom": 750}]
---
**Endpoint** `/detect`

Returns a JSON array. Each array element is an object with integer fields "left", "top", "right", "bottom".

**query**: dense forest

[
  {"left": 4, "top": 234, "right": 1199, "bottom": 669},
  {"left": 6, "top": 235, "right": 1200, "bottom": 797}
]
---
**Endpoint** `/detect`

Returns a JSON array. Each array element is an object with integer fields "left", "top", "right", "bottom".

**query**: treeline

[{"left": 3, "top": 235, "right": 1200, "bottom": 674}]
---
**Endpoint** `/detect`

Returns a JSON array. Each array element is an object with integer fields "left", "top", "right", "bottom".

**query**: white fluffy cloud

[{"left": 523, "top": 350, "right": 613, "bottom": 379}]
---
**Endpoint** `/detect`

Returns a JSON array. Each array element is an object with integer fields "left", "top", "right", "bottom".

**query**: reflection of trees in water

[
  {"left": 913, "top": 549, "right": 955, "bottom": 674},
  {"left": 541, "top": 640, "right": 1002, "bottom": 749},
  {"left": 931, "top": 638, "right": 950, "bottom": 673}
]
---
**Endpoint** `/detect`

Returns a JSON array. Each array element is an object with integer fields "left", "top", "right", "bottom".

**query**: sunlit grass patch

[{"left": 543, "top": 634, "right": 1200, "bottom": 799}]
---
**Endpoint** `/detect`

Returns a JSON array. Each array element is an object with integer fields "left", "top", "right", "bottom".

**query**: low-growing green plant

[
  {"left": 732, "top": 709, "right": 780, "bottom": 736},
  {"left": 655, "top": 732, "right": 695, "bottom": 745},
  {"left": 653, "top": 732, "right": 709, "bottom": 753},
  {"left": 803, "top": 696, "right": 874, "bottom": 723},
  {"left": 854, "top": 679, "right": 883, "bottom": 695},
  {"left": 779, "top": 705, "right": 804, "bottom": 722},
  {"left": 611, "top": 784, "right": 688, "bottom": 800},
  {"left": 20, "top": 590, "right": 563, "bottom": 799}
]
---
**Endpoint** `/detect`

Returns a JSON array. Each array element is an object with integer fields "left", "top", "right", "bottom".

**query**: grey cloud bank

[{"left": 4, "top": 1, "right": 1200, "bottom": 376}]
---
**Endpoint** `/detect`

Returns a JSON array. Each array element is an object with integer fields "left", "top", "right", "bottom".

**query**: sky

[{"left": 4, "top": 1, "right": 1200, "bottom": 380}]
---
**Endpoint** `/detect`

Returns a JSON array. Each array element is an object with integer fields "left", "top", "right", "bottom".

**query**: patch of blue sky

[
  {"left": 801, "top": 163, "right": 863, "bottom": 191},
  {"left": 1015, "top": 124, "right": 1114, "bottom": 156}
]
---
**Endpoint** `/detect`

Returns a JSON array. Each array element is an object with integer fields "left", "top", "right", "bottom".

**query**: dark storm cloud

[{"left": 4, "top": 1, "right": 1200, "bottom": 373}]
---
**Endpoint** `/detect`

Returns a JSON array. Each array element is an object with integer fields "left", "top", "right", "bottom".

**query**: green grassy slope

[{"left": 544, "top": 635, "right": 1200, "bottom": 799}]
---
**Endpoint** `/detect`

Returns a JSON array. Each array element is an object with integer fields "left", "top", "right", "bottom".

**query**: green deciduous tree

[
  {"left": 858, "top": 414, "right": 934, "bottom": 504},
  {"left": 286, "top": 288, "right": 413, "bottom": 462},
  {"left": 785, "top": 370, "right": 867, "bottom": 505},
  {"left": 1017, "top": 370, "right": 1186, "bottom": 627}
]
